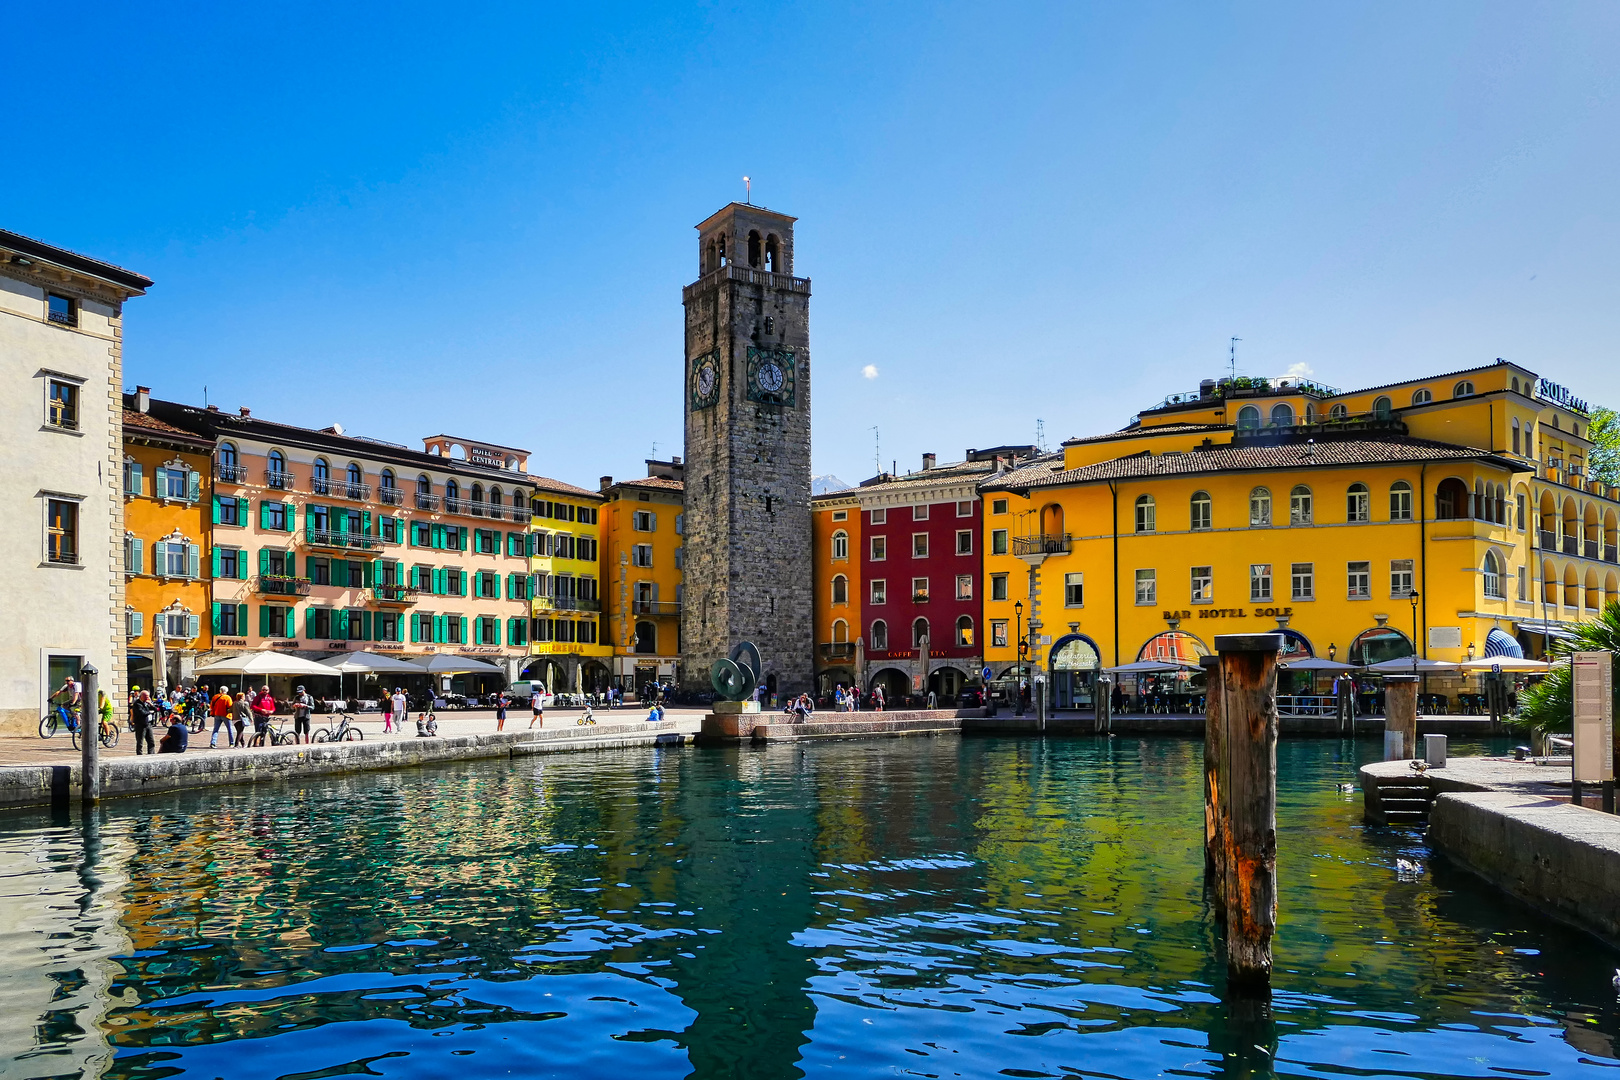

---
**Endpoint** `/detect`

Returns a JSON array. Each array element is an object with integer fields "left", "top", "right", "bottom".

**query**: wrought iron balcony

[
  {"left": 1607, "top": 546, "right": 1618, "bottom": 564},
  {"left": 1539, "top": 530, "right": 1557, "bottom": 550},
  {"left": 265, "top": 470, "right": 296, "bottom": 490},
  {"left": 1563, "top": 536, "right": 1578, "bottom": 555},
  {"left": 819, "top": 642, "right": 856, "bottom": 660},
  {"left": 255, "top": 574, "right": 311, "bottom": 596},
  {"left": 1586, "top": 540, "right": 1600, "bottom": 561},
  {"left": 631, "top": 600, "right": 681, "bottom": 615},
  {"left": 372, "top": 584, "right": 419, "bottom": 605},
  {"left": 379, "top": 487, "right": 404, "bottom": 506},
  {"left": 508, "top": 508, "right": 532, "bottom": 525},
  {"left": 445, "top": 497, "right": 470, "bottom": 515},
  {"left": 215, "top": 461, "right": 248, "bottom": 483},
  {"left": 303, "top": 526, "right": 381, "bottom": 553},
  {"left": 534, "top": 596, "right": 602, "bottom": 612},
  {"left": 414, "top": 492, "right": 439, "bottom": 510},
  {"left": 1013, "top": 533, "right": 1071, "bottom": 556}
]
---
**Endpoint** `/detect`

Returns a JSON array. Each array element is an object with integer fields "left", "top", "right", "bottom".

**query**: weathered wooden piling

[
  {"left": 1383, "top": 674, "right": 1418, "bottom": 761},
  {"left": 1216, "top": 633, "right": 1282, "bottom": 992},
  {"left": 1200, "top": 654, "right": 1226, "bottom": 917},
  {"left": 80, "top": 663, "right": 100, "bottom": 807}
]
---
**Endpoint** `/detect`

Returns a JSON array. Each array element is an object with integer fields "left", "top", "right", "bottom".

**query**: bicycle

[
  {"left": 575, "top": 706, "right": 597, "bottom": 726},
  {"left": 39, "top": 704, "right": 80, "bottom": 739},
  {"left": 249, "top": 716, "right": 295, "bottom": 747},
  {"left": 71, "top": 715, "right": 120, "bottom": 751},
  {"left": 312, "top": 713, "right": 364, "bottom": 743}
]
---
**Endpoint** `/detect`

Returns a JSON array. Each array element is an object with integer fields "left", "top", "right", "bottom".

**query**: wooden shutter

[
  {"left": 188, "top": 471, "right": 201, "bottom": 502},
  {"left": 333, "top": 609, "right": 348, "bottom": 640},
  {"left": 212, "top": 496, "right": 222, "bottom": 523},
  {"left": 304, "top": 608, "right": 314, "bottom": 637},
  {"left": 152, "top": 541, "right": 167, "bottom": 576},
  {"left": 259, "top": 501, "right": 270, "bottom": 529},
  {"left": 188, "top": 544, "right": 200, "bottom": 579},
  {"left": 235, "top": 603, "right": 246, "bottom": 631},
  {"left": 130, "top": 538, "right": 143, "bottom": 574},
  {"left": 432, "top": 615, "right": 445, "bottom": 643},
  {"left": 259, "top": 605, "right": 270, "bottom": 637},
  {"left": 362, "top": 610, "right": 373, "bottom": 640},
  {"left": 286, "top": 552, "right": 297, "bottom": 577},
  {"left": 127, "top": 461, "right": 143, "bottom": 495},
  {"left": 211, "top": 602, "right": 222, "bottom": 634},
  {"left": 154, "top": 466, "right": 168, "bottom": 497},
  {"left": 362, "top": 511, "right": 373, "bottom": 535},
  {"left": 186, "top": 613, "right": 200, "bottom": 639},
  {"left": 129, "top": 611, "right": 144, "bottom": 638},
  {"left": 237, "top": 497, "right": 248, "bottom": 523},
  {"left": 459, "top": 616, "right": 468, "bottom": 643},
  {"left": 212, "top": 547, "right": 221, "bottom": 578},
  {"left": 259, "top": 548, "right": 270, "bottom": 577}
]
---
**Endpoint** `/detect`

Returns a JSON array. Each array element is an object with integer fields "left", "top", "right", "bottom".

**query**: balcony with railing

[
  {"left": 265, "top": 470, "right": 296, "bottom": 490},
  {"left": 445, "top": 497, "right": 470, "bottom": 515},
  {"left": 371, "top": 583, "right": 420, "bottom": 605},
  {"left": 632, "top": 600, "right": 681, "bottom": 616},
  {"left": 379, "top": 486, "right": 404, "bottom": 506},
  {"left": 1563, "top": 536, "right": 1579, "bottom": 556},
  {"left": 414, "top": 491, "right": 439, "bottom": 511},
  {"left": 1586, "top": 540, "right": 1600, "bottom": 561},
  {"left": 215, "top": 461, "right": 248, "bottom": 483},
  {"left": 534, "top": 596, "right": 603, "bottom": 612},
  {"left": 1013, "top": 533, "right": 1071, "bottom": 556},
  {"left": 1539, "top": 530, "right": 1557, "bottom": 551},
  {"left": 1607, "top": 546, "right": 1619, "bottom": 564},
  {"left": 819, "top": 642, "right": 857, "bottom": 660},
  {"left": 254, "top": 575, "right": 311, "bottom": 596},
  {"left": 508, "top": 507, "right": 532, "bottom": 525},
  {"left": 303, "top": 526, "right": 381, "bottom": 553}
]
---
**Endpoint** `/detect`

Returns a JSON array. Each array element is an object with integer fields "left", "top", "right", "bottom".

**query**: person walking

[
  {"left": 208, "top": 683, "right": 234, "bottom": 747},
  {"left": 390, "top": 688, "right": 408, "bottom": 736},
  {"left": 380, "top": 689, "right": 394, "bottom": 733},
  {"left": 873, "top": 685, "right": 885, "bottom": 712},
  {"left": 130, "top": 689, "right": 158, "bottom": 754},
  {"left": 232, "top": 691, "right": 253, "bottom": 747},
  {"left": 529, "top": 691, "right": 544, "bottom": 729},
  {"left": 291, "top": 685, "right": 314, "bottom": 744},
  {"left": 495, "top": 690, "right": 509, "bottom": 731}
]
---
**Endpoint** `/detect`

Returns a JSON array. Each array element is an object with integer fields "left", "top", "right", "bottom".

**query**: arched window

[
  {"left": 1270, "top": 403, "right": 1295, "bottom": 426},
  {"left": 1511, "top": 377, "right": 1520, "bottom": 394},
  {"left": 1435, "top": 477, "right": 1470, "bottom": 520},
  {"left": 1289, "top": 485, "right": 1313, "bottom": 526},
  {"left": 1329, "top": 404, "right": 1348, "bottom": 420},
  {"left": 1373, "top": 396, "right": 1392, "bottom": 419},
  {"left": 765, "top": 234, "right": 780, "bottom": 273},
  {"left": 912, "top": 617, "right": 930, "bottom": 648},
  {"left": 1389, "top": 481, "right": 1413, "bottom": 521},
  {"left": 446, "top": 479, "right": 459, "bottom": 503},
  {"left": 956, "top": 615, "right": 974, "bottom": 646},
  {"left": 346, "top": 462, "right": 362, "bottom": 487},
  {"left": 1190, "top": 491, "right": 1212, "bottom": 531},
  {"left": 634, "top": 621, "right": 657, "bottom": 654},
  {"left": 471, "top": 484, "right": 484, "bottom": 515},
  {"left": 218, "top": 442, "right": 238, "bottom": 467},
  {"left": 832, "top": 530, "right": 849, "bottom": 559},
  {"left": 1346, "top": 482, "right": 1370, "bottom": 523},
  {"left": 1512, "top": 417, "right": 1521, "bottom": 455},
  {"left": 832, "top": 575, "right": 848, "bottom": 605},
  {"left": 764, "top": 316, "right": 775, "bottom": 336},
  {"left": 1237, "top": 405, "right": 1261, "bottom": 430},
  {"left": 1250, "top": 487, "right": 1272, "bottom": 527},
  {"left": 1454, "top": 381, "right": 1475, "bottom": 398},
  {"left": 1482, "top": 551, "right": 1504, "bottom": 599},
  {"left": 1134, "top": 495, "right": 1156, "bottom": 533},
  {"left": 747, "top": 230, "right": 762, "bottom": 267},
  {"left": 416, "top": 473, "right": 432, "bottom": 495},
  {"left": 1494, "top": 484, "right": 1506, "bottom": 525},
  {"left": 381, "top": 468, "right": 396, "bottom": 490},
  {"left": 489, "top": 487, "right": 502, "bottom": 508},
  {"left": 314, "top": 458, "right": 329, "bottom": 480},
  {"left": 268, "top": 450, "right": 287, "bottom": 483},
  {"left": 871, "top": 620, "right": 888, "bottom": 650},
  {"left": 1412, "top": 389, "right": 1433, "bottom": 405},
  {"left": 832, "top": 619, "right": 849, "bottom": 643}
]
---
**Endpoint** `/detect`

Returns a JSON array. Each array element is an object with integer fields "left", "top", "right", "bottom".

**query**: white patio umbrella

[
  {"left": 1105, "top": 660, "right": 1199, "bottom": 674},
  {"left": 411, "top": 655, "right": 505, "bottom": 675},
  {"left": 194, "top": 652, "right": 341, "bottom": 678},
  {"left": 320, "top": 652, "right": 425, "bottom": 698},
  {"left": 1361, "top": 656, "right": 1462, "bottom": 673},
  {"left": 1280, "top": 657, "right": 1358, "bottom": 671},
  {"left": 1456, "top": 656, "right": 1551, "bottom": 672},
  {"left": 152, "top": 618, "right": 168, "bottom": 697}
]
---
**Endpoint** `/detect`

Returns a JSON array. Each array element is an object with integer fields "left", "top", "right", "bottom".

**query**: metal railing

[
  {"left": 303, "top": 527, "right": 380, "bottom": 551},
  {"left": 508, "top": 508, "right": 532, "bottom": 524},
  {"left": 445, "top": 497, "right": 470, "bottom": 515},
  {"left": 1012, "top": 533, "right": 1071, "bottom": 556},
  {"left": 415, "top": 492, "right": 439, "bottom": 511},
  {"left": 215, "top": 462, "right": 247, "bottom": 482},
  {"left": 379, "top": 487, "right": 404, "bottom": 506},
  {"left": 265, "top": 470, "right": 296, "bottom": 489},
  {"left": 535, "top": 596, "right": 602, "bottom": 612},
  {"left": 372, "top": 584, "right": 419, "bottom": 604},
  {"left": 255, "top": 575, "right": 311, "bottom": 596},
  {"left": 47, "top": 307, "right": 77, "bottom": 327},
  {"left": 1586, "top": 540, "right": 1600, "bottom": 561},
  {"left": 820, "top": 643, "right": 856, "bottom": 659},
  {"left": 1539, "top": 530, "right": 1557, "bottom": 550},
  {"left": 1607, "top": 547, "right": 1619, "bottom": 564},
  {"left": 632, "top": 600, "right": 681, "bottom": 615},
  {"left": 1563, "top": 536, "right": 1578, "bottom": 555}
]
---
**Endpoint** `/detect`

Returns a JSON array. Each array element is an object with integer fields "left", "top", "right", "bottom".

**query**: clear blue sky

[{"left": 9, "top": 2, "right": 1618, "bottom": 489}]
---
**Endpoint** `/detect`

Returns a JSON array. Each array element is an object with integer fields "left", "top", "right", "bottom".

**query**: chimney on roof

[
  {"left": 672, "top": 455, "right": 681, "bottom": 465},
  {"left": 239, "top": 407, "right": 251, "bottom": 417},
  {"left": 922, "top": 452, "right": 936, "bottom": 471},
  {"left": 600, "top": 475, "right": 613, "bottom": 492},
  {"left": 135, "top": 386, "right": 150, "bottom": 413}
]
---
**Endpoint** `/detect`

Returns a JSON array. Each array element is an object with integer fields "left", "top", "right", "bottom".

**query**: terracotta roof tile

[
  {"left": 616, "top": 476, "right": 685, "bottom": 492},
  {"left": 122, "top": 408, "right": 213, "bottom": 446}
]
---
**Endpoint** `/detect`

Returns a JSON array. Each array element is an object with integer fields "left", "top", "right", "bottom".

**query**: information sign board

[{"left": 1572, "top": 651, "right": 1614, "bottom": 784}]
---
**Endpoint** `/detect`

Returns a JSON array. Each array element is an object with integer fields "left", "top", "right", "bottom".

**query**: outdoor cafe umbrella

[
  {"left": 152, "top": 618, "right": 168, "bottom": 697},
  {"left": 193, "top": 652, "right": 341, "bottom": 678},
  {"left": 410, "top": 655, "right": 505, "bottom": 675},
  {"left": 1361, "top": 656, "right": 1463, "bottom": 673},
  {"left": 1104, "top": 660, "right": 1199, "bottom": 674},
  {"left": 320, "top": 651, "right": 424, "bottom": 699},
  {"left": 1279, "top": 657, "right": 1358, "bottom": 671},
  {"left": 1456, "top": 656, "right": 1551, "bottom": 672}
]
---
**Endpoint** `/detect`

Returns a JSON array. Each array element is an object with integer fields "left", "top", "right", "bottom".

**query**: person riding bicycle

[{"left": 50, "top": 676, "right": 82, "bottom": 730}]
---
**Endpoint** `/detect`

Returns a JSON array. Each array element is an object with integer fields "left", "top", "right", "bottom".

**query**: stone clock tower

[{"left": 680, "top": 203, "right": 813, "bottom": 696}]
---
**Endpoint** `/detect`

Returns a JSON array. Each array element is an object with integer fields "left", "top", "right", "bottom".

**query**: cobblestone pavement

[{"left": 0, "top": 706, "right": 708, "bottom": 767}]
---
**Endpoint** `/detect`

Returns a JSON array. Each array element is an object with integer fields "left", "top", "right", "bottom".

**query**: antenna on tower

[
  {"left": 743, "top": 176, "right": 751, "bottom": 204},
  {"left": 651, "top": 441, "right": 658, "bottom": 460},
  {"left": 1036, "top": 419, "right": 1048, "bottom": 453},
  {"left": 1229, "top": 336, "right": 1242, "bottom": 381},
  {"left": 871, "top": 426, "right": 881, "bottom": 476}
]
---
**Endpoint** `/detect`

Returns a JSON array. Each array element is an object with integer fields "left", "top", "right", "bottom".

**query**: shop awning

[{"left": 1483, "top": 627, "right": 1524, "bottom": 658}]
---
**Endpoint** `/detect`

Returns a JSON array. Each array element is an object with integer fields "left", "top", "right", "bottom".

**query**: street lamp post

[{"left": 1014, "top": 601, "right": 1025, "bottom": 716}]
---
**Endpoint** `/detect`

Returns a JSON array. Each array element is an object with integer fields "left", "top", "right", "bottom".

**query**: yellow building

[
  {"left": 597, "top": 459, "right": 685, "bottom": 696},
  {"left": 525, "top": 474, "right": 610, "bottom": 695},
  {"left": 981, "top": 360, "right": 1615, "bottom": 711},
  {"left": 122, "top": 395, "right": 215, "bottom": 691},
  {"left": 810, "top": 488, "right": 861, "bottom": 694}
]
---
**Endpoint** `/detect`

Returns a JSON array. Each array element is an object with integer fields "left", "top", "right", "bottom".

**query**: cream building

[{"left": 0, "top": 229, "right": 151, "bottom": 733}]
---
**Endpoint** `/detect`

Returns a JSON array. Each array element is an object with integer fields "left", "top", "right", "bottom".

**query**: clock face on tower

[
  {"left": 690, "top": 350, "right": 721, "bottom": 410},
  {"left": 746, "top": 347, "right": 796, "bottom": 407}
]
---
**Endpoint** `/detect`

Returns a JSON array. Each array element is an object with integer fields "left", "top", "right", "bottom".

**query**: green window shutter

[
  {"left": 410, "top": 615, "right": 420, "bottom": 643},
  {"left": 154, "top": 467, "right": 168, "bottom": 497},
  {"left": 507, "top": 618, "right": 517, "bottom": 646},
  {"left": 236, "top": 603, "right": 247, "bottom": 630},
  {"left": 431, "top": 524, "right": 444, "bottom": 549},
  {"left": 259, "top": 605, "right": 270, "bottom": 637},
  {"left": 212, "top": 547, "right": 221, "bottom": 578},
  {"left": 237, "top": 497, "right": 248, "bottom": 523},
  {"left": 187, "top": 613, "right": 200, "bottom": 639},
  {"left": 334, "top": 609, "right": 348, "bottom": 640},
  {"left": 362, "top": 610, "right": 373, "bottom": 640},
  {"left": 505, "top": 573, "right": 514, "bottom": 600},
  {"left": 459, "top": 571, "right": 468, "bottom": 596},
  {"left": 304, "top": 608, "right": 314, "bottom": 637},
  {"left": 362, "top": 511, "right": 373, "bottom": 535},
  {"left": 211, "top": 602, "right": 222, "bottom": 634},
  {"left": 212, "top": 496, "right": 222, "bottom": 524},
  {"left": 432, "top": 568, "right": 444, "bottom": 595},
  {"left": 130, "top": 538, "right": 142, "bottom": 573},
  {"left": 259, "top": 548, "right": 270, "bottom": 576},
  {"left": 459, "top": 616, "right": 468, "bottom": 643},
  {"left": 459, "top": 529, "right": 469, "bottom": 552},
  {"left": 188, "top": 544, "right": 201, "bottom": 579},
  {"left": 286, "top": 552, "right": 297, "bottom": 577},
  {"left": 433, "top": 615, "right": 445, "bottom": 643},
  {"left": 259, "top": 501, "right": 269, "bottom": 529}
]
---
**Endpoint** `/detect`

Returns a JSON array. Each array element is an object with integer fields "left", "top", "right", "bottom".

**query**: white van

[{"left": 507, "top": 682, "right": 555, "bottom": 708}]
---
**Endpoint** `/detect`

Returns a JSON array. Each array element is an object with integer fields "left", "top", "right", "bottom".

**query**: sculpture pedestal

[
  {"left": 711, "top": 700, "right": 761, "bottom": 715},
  {"left": 702, "top": 700, "right": 764, "bottom": 740}
]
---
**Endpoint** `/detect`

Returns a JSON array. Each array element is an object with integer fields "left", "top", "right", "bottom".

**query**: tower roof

[{"left": 694, "top": 202, "right": 797, "bottom": 231}]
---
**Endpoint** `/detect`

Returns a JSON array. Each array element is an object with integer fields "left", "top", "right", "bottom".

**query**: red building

[{"left": 812, "top": 447, "right": 1034, "bottom": 705}]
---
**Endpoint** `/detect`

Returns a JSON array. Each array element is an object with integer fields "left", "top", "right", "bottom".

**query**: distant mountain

[{"left": 812, "top": 474, "right": 850, "bottom": 495}]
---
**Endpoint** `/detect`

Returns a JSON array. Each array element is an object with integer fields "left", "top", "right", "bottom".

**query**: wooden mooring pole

[
  {"left": 1384, "top": 675, "right": 1418, "bottom": 761},
  {"left": 1217, "top": 633, "right": 1282, "bottom": 992},
  {"left": 80, "top": 663, "right": 100, "bottom": 808},
  {"left": 1200, "top": 654, "right": 1225, "bottom": 918}
]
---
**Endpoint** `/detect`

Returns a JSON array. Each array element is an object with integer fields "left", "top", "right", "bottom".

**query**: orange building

[{"left": 810, "top": 488, "right": 861, "bottom": 694}]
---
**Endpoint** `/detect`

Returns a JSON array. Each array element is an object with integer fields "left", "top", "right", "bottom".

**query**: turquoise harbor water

[{"left": 1, "top": 737, "right": 1616, "bottom": 1079}]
